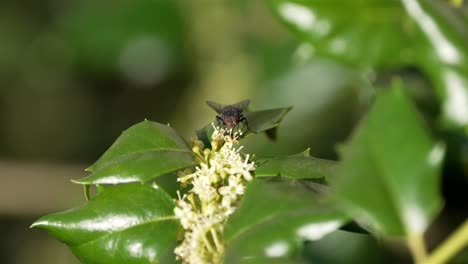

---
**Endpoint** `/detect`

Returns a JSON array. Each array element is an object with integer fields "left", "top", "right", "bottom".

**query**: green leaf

[
  {"left": 75, "top": 120, "right": 194, "bottom": 185},
  {"left": 268, "top": 0, "right": 468, "bottom": 128},
  {"left": 244, "top": 107, "right": 293, "bottom": 133},
  {"left": 268, "top": 0, "right": 412, "bottom": 67},
  {"left": 31, "top": 183, "right": 178, "bottom": 264},
  {"left": 255, "top": 149, "right": 338, "bottom": 181},
  {"left": 224, "top": 179, "right": 348, "bottom": 263},
  {"left": 403, "top": 0, "right": 468, "bottom": 128},
  {"left": 331, "top": 82, "right": 445, "bottom": 236},
  {"left": 196, "top": 107, "right": 292, "bottom": 147}
]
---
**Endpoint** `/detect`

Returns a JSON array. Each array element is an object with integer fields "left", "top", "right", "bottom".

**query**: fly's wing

[
  {"left": 231, "top": 99, "right": 250, "bottom": 112},
  {"left": 206, "top": 101, "right": 224, "bottom": 114}
]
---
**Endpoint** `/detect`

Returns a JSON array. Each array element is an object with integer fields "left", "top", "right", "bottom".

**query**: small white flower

[
  {"left": 219, "top": 175, "right": 245, "bottom": 200},
  {"left": 192, "top": 175, "right": 217, "bottom": 203},
  {"left": 242, "top": 170, "right": 253, "bottom": 181},
  {"left": 202, "top": 202, "right": 218, "bottom": 216},
  {"left": 174, "top": 125, "right": 256, "bottom": 263},
  {"left": 221, "top": 195, "right": 232, "bottom": 209},
  {"left": 174, "top": 200, "right": 197, "bottom": 230}
]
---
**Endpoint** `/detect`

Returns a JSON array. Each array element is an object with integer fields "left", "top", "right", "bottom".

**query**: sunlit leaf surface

[
  {"left": 32, "top": 184, "right": 178, "bottom": 264},
  {"left": 224, "top": 179, "right": 347, "bottom": 263},
  {"left": 268, "top": 0, "right": 413, "bottom": 66},
  {"left": 255, "top": 149, "right": 338, "bottom": 181},
  {"left": 268, "top": 0, "right": 468, "bottom": 128},
  {"left": 332, "top": 83, "right": 444, "bottom": 235},
  {"left": 75, "top": 120, "right": 194, "bottom": 185}
]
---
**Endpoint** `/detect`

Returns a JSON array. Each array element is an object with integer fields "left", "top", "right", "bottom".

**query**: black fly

[{"left": 206, "top": 99, "right": 252, "bottom": 136}]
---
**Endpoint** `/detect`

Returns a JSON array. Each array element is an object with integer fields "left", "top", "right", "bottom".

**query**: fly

[{"left": 206, "top": 99, "right": 252, "bottom": 136}]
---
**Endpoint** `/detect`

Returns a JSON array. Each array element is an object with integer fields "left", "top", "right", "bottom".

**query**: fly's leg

[
  {"left": 239, "top": 115, "right": 254, "bottom": 134},
  {"left": 216, "top": 115, "right": 224, "bottom": 126}
]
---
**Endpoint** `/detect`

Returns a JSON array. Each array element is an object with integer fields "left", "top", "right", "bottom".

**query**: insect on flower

[{"left": 206, "top": 99, "right": 252, "bottom": 135}]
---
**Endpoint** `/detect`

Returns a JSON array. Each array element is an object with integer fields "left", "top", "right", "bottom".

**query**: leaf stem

[
  {"left": 407, "top": 233, "right": 428, "bottom": 264},
  {"left": 426, "top": 219, "right": 468, "bottom": 264}
]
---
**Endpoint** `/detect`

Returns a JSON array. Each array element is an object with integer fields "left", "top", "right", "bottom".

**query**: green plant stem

[
  {"left": 407, "top": 233, "right": 428, "bottom": 264},
  {"left": 426, "top": 219, "right": 468, "bottom": 264}
]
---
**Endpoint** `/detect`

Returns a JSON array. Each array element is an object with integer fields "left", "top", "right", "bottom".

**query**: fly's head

[{"left": 207, "top": 99, "right": 250, "bottom": 135}]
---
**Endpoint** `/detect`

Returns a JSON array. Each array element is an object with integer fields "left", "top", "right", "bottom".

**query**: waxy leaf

[
  {"left": 332, "top": 84, "right": 445, "bottom": 236},
  {"left": 244, "top": 107, "right": 293, "bottom": 133},
  {"left": 196, "top": 107, "right": 292, "bottom": 147},
  {"left": 402, "top": 0, "right": 468, "bottom": 128},
  {"left": 268, "top": 0, "right": 468, "bottom": 128},
  {"left": 224, "top": 179, "right": 347, "bottom": 263},
  {"left": 75, "top": 120, "right": 194, "bottom": 185},
  {"left": 255, "top": 149, "right": 338, "bottom": 181},
  {"left": 32, "top": 183, "right": 178, "bottom": 264},
  {"left": 268, "top": 0, "right": 411, "bottom": 67}
]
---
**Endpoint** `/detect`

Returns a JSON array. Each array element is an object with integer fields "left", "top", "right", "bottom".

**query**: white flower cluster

[{"left": 174, "top": 126, "right": 256, "bottom": 263}]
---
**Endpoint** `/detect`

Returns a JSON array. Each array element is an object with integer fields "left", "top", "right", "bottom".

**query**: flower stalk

[{"left": 174, "top": 126, "right": 255, "bottom": 263}]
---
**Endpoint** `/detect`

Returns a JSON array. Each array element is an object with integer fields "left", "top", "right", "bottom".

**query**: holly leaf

[
  {"left": 331, "top": 82, "right": 445, "bottom": 236},
  {"left": 268, "top": 0, "right": 468, "bottom": 128},
  {"left": 31, "top": 183, "right": 179, "bottom": 264},
  {"left": 74, "top": 120, "right": 194, "bottom": 185},
  {"left": 256, "top": 149, "right": 338, "bottom": 181},
  {"left": 224, "top": 179, "right": 347, "bottom": 263}
]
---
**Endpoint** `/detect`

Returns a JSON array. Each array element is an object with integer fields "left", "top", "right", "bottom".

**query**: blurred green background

[{"left": 1, "top": 0, "right": 467, "bottom": 263}]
